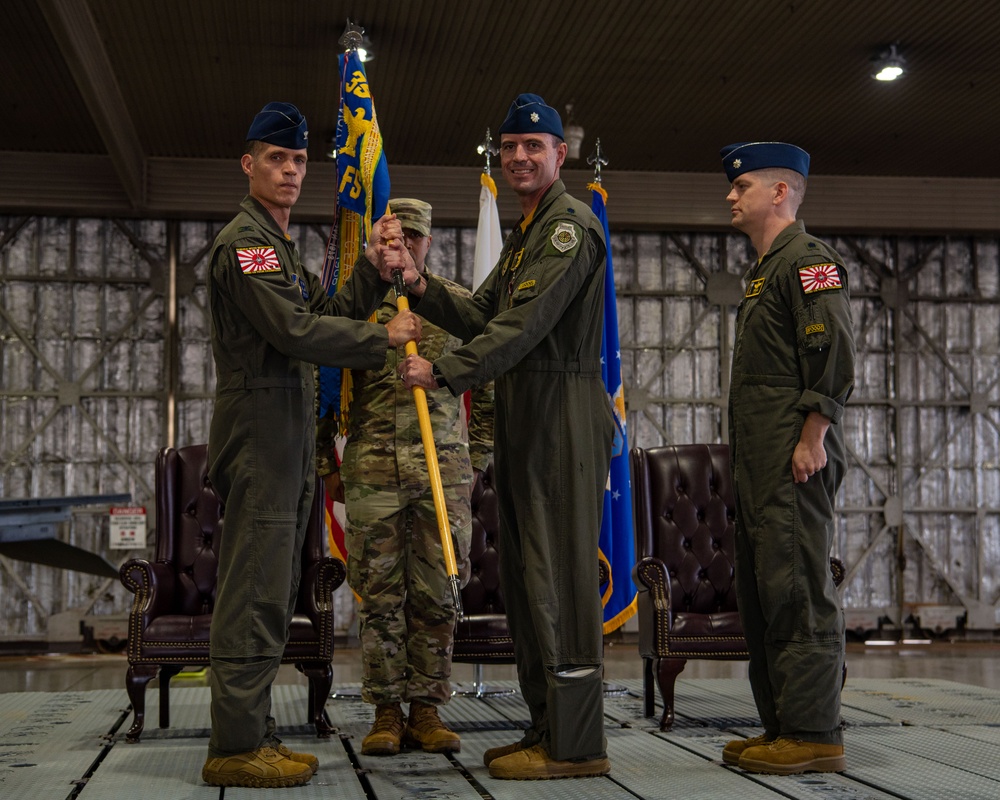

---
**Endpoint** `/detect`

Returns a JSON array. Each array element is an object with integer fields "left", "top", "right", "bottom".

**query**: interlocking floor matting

[{"left": 3, "top": 677, "right": 1000, "bottom": 799}]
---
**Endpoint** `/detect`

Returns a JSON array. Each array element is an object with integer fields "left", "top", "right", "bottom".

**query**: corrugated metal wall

[{"left": 1, "top": 215, "right": 998, "bottom": 643}]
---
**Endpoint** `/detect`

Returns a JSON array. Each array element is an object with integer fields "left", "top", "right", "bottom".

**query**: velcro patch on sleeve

[
  {"left": 550, "top": 221, "right": 579, "bottom": 253},
  {"left": 236, "top": 246, "right": 280, "bottom": 274},
  {"left": 798, "top": 263, "right": 842, "bottom": 293}
]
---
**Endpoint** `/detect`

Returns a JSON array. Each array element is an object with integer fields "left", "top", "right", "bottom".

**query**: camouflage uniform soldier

[{"left": 317, "top": 199, "right": 494, "bottom": 756}]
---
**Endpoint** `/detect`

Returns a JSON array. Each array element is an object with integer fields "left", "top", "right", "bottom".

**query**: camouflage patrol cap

[
  {"left": 246, "top": 101, "right": 308, "bottom": 149},
  {"left": 390, "top": 198, "right": 432, "bottom": 237}
]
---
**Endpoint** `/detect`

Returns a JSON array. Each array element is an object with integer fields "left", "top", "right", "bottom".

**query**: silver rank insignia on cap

[
  {"left": 733, "top": 158, "right": 742, "bottom": 168},
  {"left": 550, "top": 221, "right": 578, "bottom": 252},
  {"left": 531, "top": 112, "right": 540, "bottom": 122}
]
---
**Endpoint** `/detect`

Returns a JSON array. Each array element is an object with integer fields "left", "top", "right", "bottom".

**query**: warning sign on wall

[{"left": 109, "top": 506, "right": 147, "bottom": 550}]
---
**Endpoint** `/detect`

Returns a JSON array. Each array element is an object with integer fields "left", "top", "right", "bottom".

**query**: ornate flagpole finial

[
  {"left": 587, "top": 138, "right": 608, "bottom": 183},
  {"left": 476, "top": 127, "right": 498, "bottom": 176},
  {"left": 338, "top": 19, "right": 364, "bottom": 53}
]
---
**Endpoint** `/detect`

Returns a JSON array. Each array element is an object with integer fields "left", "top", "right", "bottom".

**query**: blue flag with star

[{"left": 590, "top": 182, "right": 637, "bottom": 633}]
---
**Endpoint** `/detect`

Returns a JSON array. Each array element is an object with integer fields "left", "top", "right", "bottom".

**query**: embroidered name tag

[
  {"left": 745, "top": 277, "right": 765, "bottom": 297},
  {"left": 550, "top": 222, "right": 578, "bottom": 252},
  {"left": 237, "top": 247, "right": 280, "bottom": 274},
  {"left": 517, "top": 279, "right": 536, "bottom": 292},
  {"left": 799, "top": 263, "right": 842, "bottom": 293}
]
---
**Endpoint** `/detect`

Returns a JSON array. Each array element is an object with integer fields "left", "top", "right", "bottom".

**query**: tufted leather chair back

[
  {"left": 155, "top": 444, "right": 222, "bottom": 616},
  {"left": 633, "top": 443, "right": 739, "bottom": 619}
]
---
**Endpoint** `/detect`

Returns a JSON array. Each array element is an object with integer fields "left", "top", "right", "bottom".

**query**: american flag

[
  {"left": 236, "top": 246, "right": 280, "bottom": 274},
  {"left": 799, "top": 262, "right": 842, "bottom": 293}
]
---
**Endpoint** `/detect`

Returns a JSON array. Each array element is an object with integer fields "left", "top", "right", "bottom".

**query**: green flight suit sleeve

[
  {"left": 788, "top": 260, "right": 856, "bottom": 424},
  {"left": 468, "top": 380, "right": 494, "bottom": 472},
  {"left": 418, "top": 220, "right": 604, "bottom": 395},
  {"left": 213, "top": 244, "right": 390, "bottom": 370}
]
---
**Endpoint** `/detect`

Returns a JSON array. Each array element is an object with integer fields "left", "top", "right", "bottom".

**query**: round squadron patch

[{"left": 550, "top": 222, "right": 578, "bottom": 253}]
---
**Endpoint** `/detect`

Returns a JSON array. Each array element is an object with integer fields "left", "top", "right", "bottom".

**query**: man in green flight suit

[
  {"left": 719, "top": 141, "right": 855, "bottom": 775},
  {"left": 399, "top": 94, "right": 614, "bottom": 780},
  {"left": 316, "top": 198, "right": 494, "bottom": 757},
  {"left": 201, "top": 101, "right": 422, "bottom": 789}
]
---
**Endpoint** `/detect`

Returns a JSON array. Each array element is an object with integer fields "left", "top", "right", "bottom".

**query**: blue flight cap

[
  {"left": 498, "top": 93, "right": 564, "bottom": 139},
  {"left": 720, "top": 141, "right": 810, "bottom": 182},
  {"left": 246, "top": 102, "right": 309, "bottom": 149}
]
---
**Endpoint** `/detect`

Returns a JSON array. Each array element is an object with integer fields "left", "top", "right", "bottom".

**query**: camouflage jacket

[{"left": 317, "top": 270, "right": 494, "bottom": 488}]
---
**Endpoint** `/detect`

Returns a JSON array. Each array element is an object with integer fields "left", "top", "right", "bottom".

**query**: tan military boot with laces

[
  {"left": 404, "top": 699, "right": 461, "bottom": 753},
  {"left": 722, "top": 733, "right": 774, "bottom": 765},
  {"left": 738, "top": 737, "right": 846, "bottom": 775},
  {"left": 272, "top": 741, "right": 319, "bottom": 774},
  {"left": 488, "top": 743, "right": 611, "bottom": 780},
  {"left": 201, "top": 745, "right": 313, "bottom": 788},
  {"left": 483, "top": 740, "right": 525, "bottom": 767},
  {"left": 361, "top": 703, "right": 406, "bottom": 755}
]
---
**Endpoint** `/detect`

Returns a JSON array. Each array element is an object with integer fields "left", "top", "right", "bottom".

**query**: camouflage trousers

[{"left": 344, "top": 481, "right": 472, "bottom": 705}]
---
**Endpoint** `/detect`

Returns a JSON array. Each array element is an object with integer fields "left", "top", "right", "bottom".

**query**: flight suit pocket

[{"left": 794, "top": 300, "right": 832, "bottom": 354}]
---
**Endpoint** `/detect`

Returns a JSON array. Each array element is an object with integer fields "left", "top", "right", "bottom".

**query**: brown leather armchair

[
  {"left": 630, "top": 443, "right": 845, "bottom": 730},
  {"left": 119, "top": 443, "right": 346, "bottom": 743},
  {"left": 451, "top": 461, "right": 515, "bottom": 696}
]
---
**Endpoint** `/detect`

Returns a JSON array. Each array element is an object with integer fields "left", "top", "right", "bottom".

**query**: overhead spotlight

[
  {"left": 563, "top": 104, "right": 585, "bottom": 160},
  {"left": 872, "top": 43, "right": 906, "bottom": 81},
  {"left": 358, "top": 34, "right": 374, "bottom": 62}
]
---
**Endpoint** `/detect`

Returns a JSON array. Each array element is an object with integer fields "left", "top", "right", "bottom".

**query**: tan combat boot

[
  {"left": 483, "top": 740, "right": 524, "bottom": 767},
  {"left": 404, "top": 699, "right": 461, "bottom": 753},
  {"left": 722, "top": 733, "right": 774, "bottom": 765},
  {"left": 272, "top": 741, "right": 319, "bottom": 774},
  {"left": 361, "top": 703, "right": 406, "bottom": 755},
  {"left": 201, "top": 745, "right": 313, "bottom": 788},
  {"left": 488, "top": 743, "right": 611, "bottom": 780},
  {"left": 739, "top": 737, "right": 846, "bottom": 775}
]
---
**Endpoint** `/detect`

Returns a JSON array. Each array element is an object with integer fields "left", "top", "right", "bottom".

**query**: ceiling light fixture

[
  {"left": 357, "top": 34, "right": 374, "bottom": 62},
  {"left": 563, "top": 104, "right": 585, "bottom": 160},
  {"left": 872, "top": 43, "right": 906, "bottom": 82}
]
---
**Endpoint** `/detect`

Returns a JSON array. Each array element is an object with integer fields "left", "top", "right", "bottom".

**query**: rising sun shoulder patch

[{"left": 236, "top": 247, "right": 280, "bottom": 275}]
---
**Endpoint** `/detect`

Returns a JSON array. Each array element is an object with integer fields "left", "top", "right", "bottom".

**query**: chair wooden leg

[
  {"left": 124, "top": 664, "right": 158, "bottom": 743},
  {"left": 643, "top": 657, "right": 655, "bottom": 718},
  {"left": 300, "top": 663, "right": 334, "bottom": 738},
  {"left": 157, "top": 665, "right": 182, "bottom": 729},
  {"left": 654, "top": 657, "right": 687, "bottom": 731}
]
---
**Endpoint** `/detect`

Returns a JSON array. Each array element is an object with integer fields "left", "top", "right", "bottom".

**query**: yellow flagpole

[{"left": 391, "top": 272, "right": 463, "bottom": 619}]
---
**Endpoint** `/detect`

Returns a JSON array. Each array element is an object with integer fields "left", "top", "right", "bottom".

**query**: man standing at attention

[
  {"left": 719, "top": 141, "right": 855, "bottom": 775},
  {"left": 316, "top": 198, "right": 493, "bottom": 757},
  {"left": 202, "top": 101, "right": 421, "bottom": 789},
  {"left": 398, "top": 94, "right": 614, "bottom": 780}
]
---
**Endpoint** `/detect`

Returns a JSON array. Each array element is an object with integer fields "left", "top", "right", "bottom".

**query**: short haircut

[
  {"left": 244, "top": 140, "right": 268, "bottom": 158},
  {"left": 758, "top": 167, "right": 806, "bottom": 212}
]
